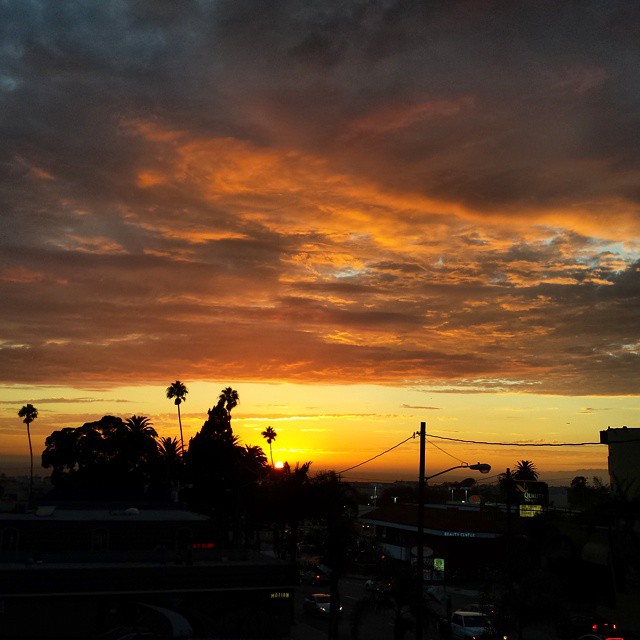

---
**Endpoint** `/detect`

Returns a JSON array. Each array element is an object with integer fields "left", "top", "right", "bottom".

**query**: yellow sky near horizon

[{"left": 0, "top": 381, "right": 618, "bottom": 482}]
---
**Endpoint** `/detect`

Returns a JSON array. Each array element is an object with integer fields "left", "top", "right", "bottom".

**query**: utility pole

[
  {"left": 415, "top": 421, "right": 426, "bottom": 640},
  {"left": 505, "top": 468, "right": 513, "bottom": 587}
]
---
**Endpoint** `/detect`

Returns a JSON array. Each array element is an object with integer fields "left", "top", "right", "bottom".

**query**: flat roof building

[
  {"left": 0, "top": 505, "right": 297, "bottom": 639},
  {"left": 600, "top": 426, "right": 640, "bottom": 497}
]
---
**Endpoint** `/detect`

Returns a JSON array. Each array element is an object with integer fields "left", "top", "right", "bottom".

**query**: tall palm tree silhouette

[
  {"left": 166, "top": 380, "right": 188, "bottom": 452},
  {"left": 261, "top": 425, "right": 277, "bottom": 467},
  {"left": 18, "top": 404, "right": 38, "bottom": 505}
]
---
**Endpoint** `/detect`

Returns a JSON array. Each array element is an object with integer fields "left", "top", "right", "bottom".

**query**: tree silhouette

[
  {"left": 197, "top": 387, "right": 240, "bottom": 444},
  {"left": 158, "top": 435, "right": 183, "bottom": 461},
  {"left": 261, "top": 425, "right": 277, "bottom": 467},
  {"left": 311, "top": 471, "right": 358, "bottom": 640},
  {"left": 124, "top": 415, "right": 159, "bottom": 470},
  {"left": 187, "top": 388, "right": 243, "bottom": 542},
  {"left": 514, "top": 460, "right": 539, "bottom": 481},
  {"left": 166, "top": 380, "right": 188, "bottom": 452},
  {"left": 18, "top": 404, "right": 38, "bottom": 505},
  {"left": 125, "top": 414, "right": 158, "bottom": 438},
  {"left": 268, "top": 461, "right": 312, "bottom": 559},
  {"left": 156, "top": 436, "right": 183, "bottom": 500},
  {"left": 42, "top": 415, "right": 159, "bottom": 500},
  {"left": 218, "top": 386, "right": 239, "bottom": 412},
  {"left": 237, "top": 445, "right": 269, "bottom": 546}
]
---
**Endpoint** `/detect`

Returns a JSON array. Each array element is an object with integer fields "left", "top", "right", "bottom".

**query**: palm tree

[
  {"left": 125, "top": 414, "right": 158, "bottom": 437},
  {"left": 241, "top": 444, "right": 268, "bottom": 475},
  {"left": 261, "top": 425, "right": 277, "bottom": 467},
  {"left": 270, "top": 461, "right": 312, "bottom": 560},
  {"left": 124, "top": 415, "right": 159, "bottom": 466},
  {"left": 157, "top": 436, "right": 183, "bottom": 500},
  {"left": 158, "top": 435, "right": 183, "bottom": 461},
  {"left": 18, "top": 404, "right": 38, "bottom": 505},
  {"left": 166, "top": 380, "right": 188, "bottom": 452},
  {"left": 218, "top": 386, "right": 239, "bottom": 413},
  {"left": 514, "top": 460, "right": 539, "bottom": 481}
]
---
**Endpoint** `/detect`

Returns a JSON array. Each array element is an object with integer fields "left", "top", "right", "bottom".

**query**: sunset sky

[{"left": 2, "top": 1, "right": 640, "bottom": 483}]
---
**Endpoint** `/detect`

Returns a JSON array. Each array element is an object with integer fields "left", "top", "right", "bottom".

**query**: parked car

[
  {"left": 451, "top": 611, "right": 492, "bottom": 640},
  {"left": 302, "top": 593, "right": 342, "bottom": 617}
]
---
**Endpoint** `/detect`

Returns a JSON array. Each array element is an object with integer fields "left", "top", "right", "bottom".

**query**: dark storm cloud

[{"left": 206, "top": 0, "right": 640, "bottom": 214}]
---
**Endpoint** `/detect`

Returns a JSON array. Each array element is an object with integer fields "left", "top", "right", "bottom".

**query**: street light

[
  {"left": 426, "top": 462, "right": 491, "bottom": 482},
  {"left": 415, "top": 421, "right": 491, "bottom": 640}
]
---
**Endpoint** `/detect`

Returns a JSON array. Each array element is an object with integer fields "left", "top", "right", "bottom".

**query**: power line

[
  {"left": 336, "top": 428, "right": 612, "bottom": 478},
  {"left": 337, "top": 433, "right": 416, "bottom": 474},
  {"left": 428, "top": 433, "right": 602, "bottom": 447},
  {"left": 427, "top": 438, "right": 468, "bottom": 465}
]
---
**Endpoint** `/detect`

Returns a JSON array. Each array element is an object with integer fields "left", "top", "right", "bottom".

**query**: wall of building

[{"left": 600, "top": 427, "right": 640, "bottom": 496}]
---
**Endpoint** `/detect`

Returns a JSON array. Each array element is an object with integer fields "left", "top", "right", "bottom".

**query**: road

[{"left": 292, "top": 576, "right": 440, "bottom": 640}]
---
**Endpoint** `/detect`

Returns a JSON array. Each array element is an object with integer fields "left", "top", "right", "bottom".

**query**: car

[
  {"left": 451, "top": 611, "right": 492, "bottom": 640},
  {"left": 302, "top": 593, "right": 342, "bottom": 617},
  {"left": 365, "top": 577, "right": 392, "bottom": 594}
]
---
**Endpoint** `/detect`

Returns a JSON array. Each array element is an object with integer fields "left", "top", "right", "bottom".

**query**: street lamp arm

[
  {"left": 425, "top": 462, "right": 491, "bottom": 481},
  {"left": 425, "top": 464, "right": 469, "bottom": 481}
]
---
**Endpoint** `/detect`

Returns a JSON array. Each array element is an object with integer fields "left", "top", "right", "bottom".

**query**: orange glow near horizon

[{"left": 0, "top": 381, "right": 616, "bottom": 485}]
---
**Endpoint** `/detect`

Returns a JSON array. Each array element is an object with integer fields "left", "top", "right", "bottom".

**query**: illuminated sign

[
  {"left": 443, "top": 532, "right": 476, "bottom": 538},
  {"left": 514, "top": 481, "right": 548, "bottom": 508},
  {"left": 519, "top": 504, "right": 543, "bottom": 518},
  {"left": 270, "top": 592, "right": 291, "bottom": 599}
]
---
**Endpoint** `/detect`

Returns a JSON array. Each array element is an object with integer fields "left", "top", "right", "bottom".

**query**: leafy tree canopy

[{"left": 42, "top": 415, "right": 159, "bottom": 500}]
